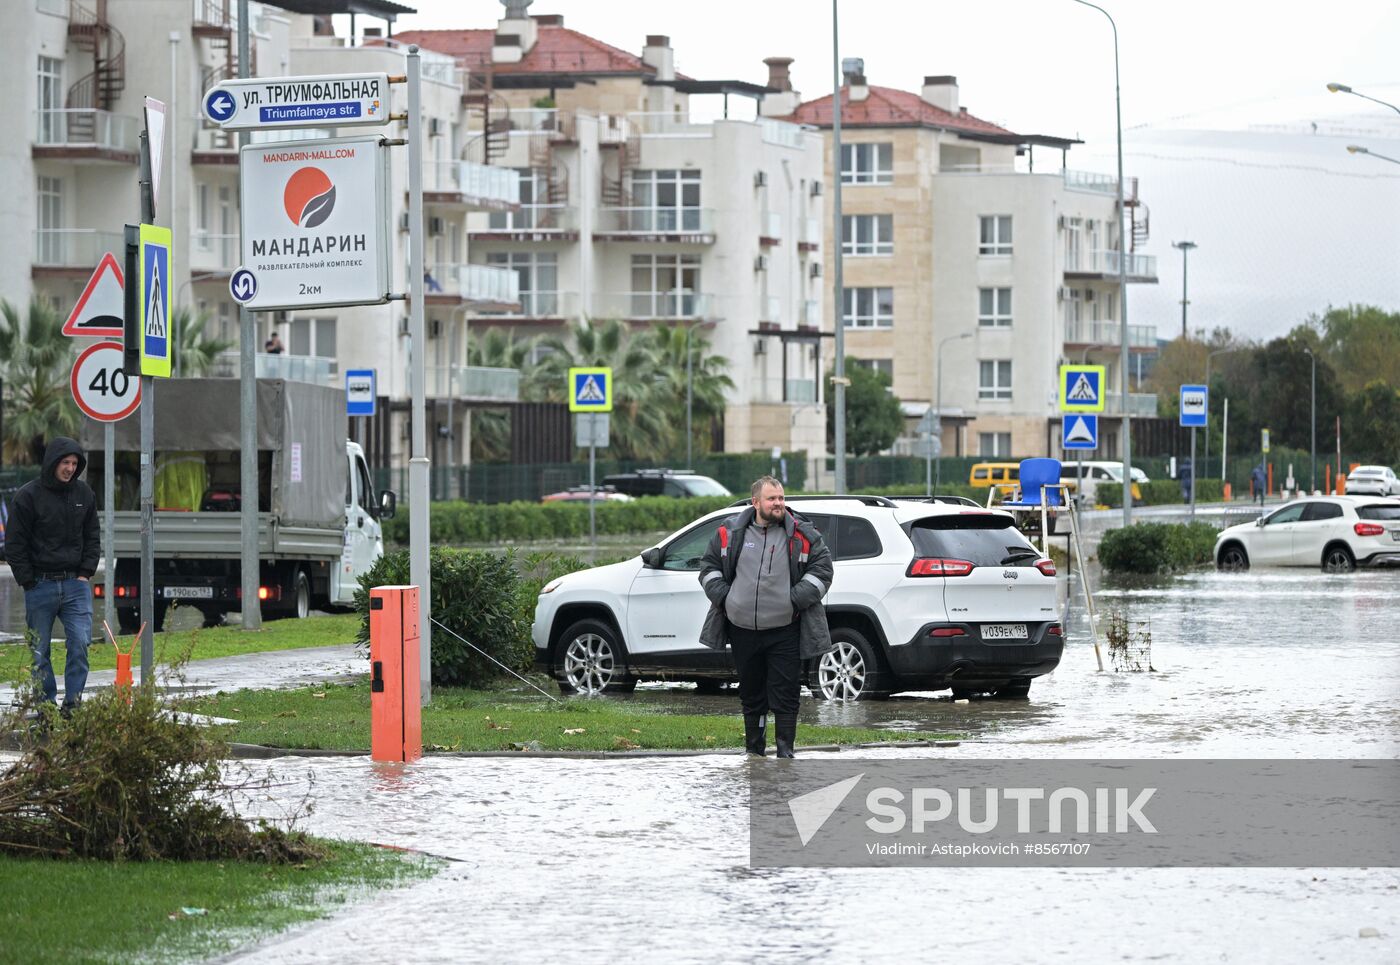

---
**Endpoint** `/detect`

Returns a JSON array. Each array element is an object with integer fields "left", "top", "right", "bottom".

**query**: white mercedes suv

[
  {"left": 1214, "top": 495, "right": 1400, "bottom": 572},
  {"left": 532, "top": 495, "right": 1063, "bottom": 700}
]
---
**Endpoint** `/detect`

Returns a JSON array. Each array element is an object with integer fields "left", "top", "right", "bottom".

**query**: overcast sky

[{"left": 360, "top": 0, "right": 1400, "bottom": 341}]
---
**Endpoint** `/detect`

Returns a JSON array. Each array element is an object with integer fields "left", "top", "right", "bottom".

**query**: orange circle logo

[{"left": 283, "top": 167, "right": 336, "bottom": 228}]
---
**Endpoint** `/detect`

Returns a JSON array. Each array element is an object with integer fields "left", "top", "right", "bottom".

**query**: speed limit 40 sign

[{"left": 71, "top": 341, "right": 141, "bottom": 422}]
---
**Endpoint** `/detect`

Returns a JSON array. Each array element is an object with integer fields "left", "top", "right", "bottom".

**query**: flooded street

[{"left": 225, "top": 567, "right": 1399, "bottom": 963}]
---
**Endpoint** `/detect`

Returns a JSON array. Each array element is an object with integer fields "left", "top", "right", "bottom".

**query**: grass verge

[
  {"left": 0, "top": 841, "right": 439, "bottom": 965},
  {"left": 1, "top": 613, "right": 359, "bottom": 683},
  {"left": 180, "top": 681, "right": 957, "bottom": 752}
]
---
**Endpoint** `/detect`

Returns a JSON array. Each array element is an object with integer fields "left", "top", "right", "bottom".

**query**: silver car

[{"left": 1345, "top": 465, "right": 1400, "bottom": 497}]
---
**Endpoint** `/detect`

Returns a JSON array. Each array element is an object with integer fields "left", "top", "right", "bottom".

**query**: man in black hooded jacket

[{"left": 6, "top": 437, "right": 100, "bottom": 712}]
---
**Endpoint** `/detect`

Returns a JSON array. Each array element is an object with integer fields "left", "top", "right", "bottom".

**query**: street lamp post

[
  {"left": 1172, "top": 240, "right": 1197, "bottom": 340},
  {"left": 1346, "top": 144, "right": 1400, "bottom": 166},
  {"left": 928, "top": 331, "right": 973, "bottom": 494},
  {"left": 1204, "top": 346, "right": 1240, "bottom": 479},
  {"left": 1301, "top": 345, "right": 1316, "bottom": 493},
  {"left": 684, "top": 319, "right": 718, "bottom": 469},
  {"left": 1327, "top": 83, "right": 1400, "bottom": 115},
  {"left": 1069, "top": 0, "right": 1132, "bottom": 524}
]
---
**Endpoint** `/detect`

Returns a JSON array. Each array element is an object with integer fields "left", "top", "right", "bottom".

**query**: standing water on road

[{"left": 223, "top": 567, "right": 1399, "bottom": 963}]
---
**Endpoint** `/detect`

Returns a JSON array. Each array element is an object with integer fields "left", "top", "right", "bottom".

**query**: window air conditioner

[
  {"left": 811, "top": 181, "right": 823, "bottom": 197},
  {"left": 1057, "top": 286, "right": 1067, "bottom": 302},
  {"left": 1057, "top": 214, "right": 1067, "bottom": 229},
  {"left": 399, "top": 317, "right": 410, "bottom": 336},
  {"left": 754, "top": 170, "right": 768, "bottom": 188},
  {"left": 428, "top": 217, "right": 445, "bottom": 236},
  {"left": 809, "top": 262, "right": 823, "bottom": 279},
  {"left": 429, "top": 117, "right": 444, "bottom": 137},
  {"left": 753, "top": 338, "right": 768, "bottom": 355},
  {"left": 754, "top": 254, "right": 769, "bottom": 271},
  {"left": 429, "top": 318, "right": 443, "bottom": 338},
  {"left": 399, "top": 212, "right": 410, "bottom": 232},
  {"left": 1085, "top": 289, "right": 1096, "bottom": 302}
]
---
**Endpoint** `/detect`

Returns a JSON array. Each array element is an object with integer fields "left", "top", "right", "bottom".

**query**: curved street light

[
  {"left": 1346, "top": 144, "right": 1400, "bottom": 166},
  {"left": 1327, "top": 82, "right": 1400, "bottom": 116}
]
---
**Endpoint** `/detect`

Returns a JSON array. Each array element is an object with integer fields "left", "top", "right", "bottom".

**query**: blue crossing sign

[
  {"left": 138, "top": 223, "right": 172, "bottom": 378},
  {"left": 1060, "top": 364, "right": 1106, "bottom": 413},
  {"left": 568, "top": 367, "right": 612, "bottom": 413},
  {"left": 1063, "top": 413, "right": 1099, "bottom": 450}
]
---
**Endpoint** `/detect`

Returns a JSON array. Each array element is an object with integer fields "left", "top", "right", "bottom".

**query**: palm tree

[
  {"left": 529, "top": 318, "right": 674, "bottom": 460},
  {"left": 171, "top": 306, "right": 235, "bottom": 377},
  {"left": 466, "top": 328, "right": 537, "bottom": 462},
  {"left": 639, "top": 324, "right": 734, "bottom": 461},
  {"left": 0, "top": 298, "right": 78, "bottom": 464}
]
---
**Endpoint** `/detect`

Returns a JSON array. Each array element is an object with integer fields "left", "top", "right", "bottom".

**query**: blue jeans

[{"left": 25, "top": 577, "right": 93, "bottom": 708}]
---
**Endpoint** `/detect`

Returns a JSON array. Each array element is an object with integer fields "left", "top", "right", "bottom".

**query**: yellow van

[{"left": 969, "top": 462, "right": 1020, "bottom": 489}]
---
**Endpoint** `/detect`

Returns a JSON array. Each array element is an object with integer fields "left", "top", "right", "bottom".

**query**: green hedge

[
  {"left": 1097, "top": 478, "right": 1226, "bottom": 508},
  {"left": 1097, "top": 522, "right": 1220, "bottom": 574},
  {"left": 354, "top": 548, "right": 596, "bottom": 686},
  {"left": 383, "top": 494, "right": 737, "bottom": 545}
]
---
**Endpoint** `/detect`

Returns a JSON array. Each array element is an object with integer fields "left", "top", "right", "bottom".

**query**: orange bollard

[
  {"left": 1267, "top": 462, "right": 1274, "bottom": 495},
  {"left": 1223, "top": 482, "right": 1232, "bottom": 502},
  {"left": 369, "top": 585, "right": 422, "bottom": 763},
  {"left": 103, "top": 619, "right": 138, "bottom": 702}
]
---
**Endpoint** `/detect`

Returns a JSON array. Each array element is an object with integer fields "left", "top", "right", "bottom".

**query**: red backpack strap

[{"left": 789, "top": 519, "right": 811, "bottom": 563}]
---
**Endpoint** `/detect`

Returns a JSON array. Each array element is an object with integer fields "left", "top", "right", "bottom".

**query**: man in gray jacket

[{"left": 698, "top": 476, "right": 833, "bottom": 758}]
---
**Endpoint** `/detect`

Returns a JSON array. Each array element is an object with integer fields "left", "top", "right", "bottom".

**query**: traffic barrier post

[{"left": 369, "top": 585, "right": 422, "bottom": 763}]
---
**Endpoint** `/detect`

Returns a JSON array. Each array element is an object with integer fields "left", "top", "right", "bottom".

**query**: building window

[
  {"left": 978, "top": 359, "right": 1012, "bottom": 400},
  {"left": 489, "top": 168, "right": 547, "bottom": 230},
  {"left": 979, "top": 215, "right": 1012, "bottom": 255},
  {"left": 629, "top": 169, "right": 701, "bottom": 231},
  {"left": 1063, "top": 216, "right": 1082, "bottom": 269},
  {"left": 290, "top": 317, "right": 337, "bottom": 363},
  {"left": 979, "top": 432, "right": 1012, "bottom": 457},
  {"left": 35, "top": 175, "right": 62, "bottom": 263},
  {"left": 631, "top": 253, "right": 700, "bottom": 317},
  {"left": 978, "top": 287, "right": 1012, "bottom": 328},
  {"left": 485, "top": 251, "right": 558, "bottom": 315},
  {"left": 840, "top": 142, "right": 892, "bottom": 184},
  {"left": 1064, "top": 288, "right": 1083, "bottom": 326},
  {"left": 850, "top": 358, "right": 893, "bottom": 379},
  {"left": 842, "top": 287, "right": 894, "bottom": 328},
  {"left": 36, "top": 56, "right": 62, "bottom": 142},
  {"left": 842, "top": 214, "right": 893, "bottom": 256}
]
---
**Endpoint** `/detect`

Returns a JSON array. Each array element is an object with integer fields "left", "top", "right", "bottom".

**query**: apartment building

[
  {"left": 2, "top": 0, "right": 522, "bottom": 474},
  {"left": 395, "top": 7, "right": 828, "bottom": 464},
  {"left": 773, "top": 64, "right": 1159, "bottom": 460}
]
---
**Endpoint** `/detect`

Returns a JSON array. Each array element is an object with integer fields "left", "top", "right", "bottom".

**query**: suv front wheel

[
  {"left": 555, "top": 619, "right": 638, "bottom": 695},
  {"left": 810, "top": 628, "right": 891, "bottom": 701}
]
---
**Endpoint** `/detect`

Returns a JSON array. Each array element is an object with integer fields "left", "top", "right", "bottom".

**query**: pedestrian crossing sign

[
  {"left": 1062, "top": 413, "right": 1099, "bottom": 450},
  {"left": 138, "top": 222, "right": 172, "bottom": 378},
  {"left": 1059, "top": 364, "right": 1106, "bottom": 413},
  {"left": 568, "top": 367, "right": 612, "bottom": 412}
]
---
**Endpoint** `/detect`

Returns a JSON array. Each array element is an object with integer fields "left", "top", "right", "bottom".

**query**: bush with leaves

[{"left": 1097, "top": 522, "right": 1220, "bottom": 574}]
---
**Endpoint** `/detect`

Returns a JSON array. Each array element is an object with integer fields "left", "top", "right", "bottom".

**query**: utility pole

[
  {"left": 237, "top": 0, "right": 260, "bottom": 631},
  {"left": 1173, "top": 240, "right": 1196, "bottom": 340},
  {"left": 829, "top": 0, "right": 846, "bottom": 494}
]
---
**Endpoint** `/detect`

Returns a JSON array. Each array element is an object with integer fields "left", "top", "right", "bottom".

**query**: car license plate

[
  {"left": 162, "top": 586, "right": 213, "bottom": 599},
  {"left": 1392, "top": 530, "right": 1400, "bottom": 542},
  {"left": 983, "top": 623, "right": 1027, "bottom": 640}
]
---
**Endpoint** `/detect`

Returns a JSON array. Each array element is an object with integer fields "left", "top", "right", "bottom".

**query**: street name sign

[
  {"left": 238, "top": 135, "right": 391, "bottom": 311},
  {"left": 63, "top": 252, "right": 125, "bottom": 338},
  {"left": 203, "top": 73, "right": 390, "bottom": 131},
  {"left": 569, "top": 367, "right": 613, "bottom": 413},
  {"left": 346, "top": 369, "right": 376, "bottom": 417},
  {"left": 138, "top": 223, "right": 172, "bottom": 378},
  {"left": 71, "top": 341, "right": 140, "bottom": 422},
  {"left": 1059, "top": 364, "right": 1106, "bottom": 413},
  {"left": 1063, "top": 414, "right": 1099, "bottom": 450},
  {"left": 1179, "top": 384, "right": 1208, "bottom": 428}
]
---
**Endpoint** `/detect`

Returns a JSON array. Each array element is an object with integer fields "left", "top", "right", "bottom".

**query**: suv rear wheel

[
  {"left": 1322, "top": 544, "right": 1355, "bottom": 573},
  {"left": 811, "top": 628, "right": 890, "bottom": 701},
  {"left": 555, "top": 618, "right": 637, "bottom": 695}
]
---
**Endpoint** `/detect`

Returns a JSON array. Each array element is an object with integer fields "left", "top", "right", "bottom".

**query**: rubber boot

[
  {"left": 743, "top": 713, "right": 767, "bottom": 757},
  {"left": 775, "top": 714, "right": 797, "bottom": 759}
]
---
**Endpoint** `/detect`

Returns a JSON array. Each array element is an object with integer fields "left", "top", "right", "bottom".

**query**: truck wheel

[
  {"left": 117, "top": 608, "right": 140, "bottom": 635},
  {"left": 291, "top": 570, "right": 311, "bottom": 619}
]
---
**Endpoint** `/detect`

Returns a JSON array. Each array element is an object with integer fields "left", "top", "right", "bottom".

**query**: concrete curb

[{"left": 224, "top": 739, "right": 962, "bottom": 760}]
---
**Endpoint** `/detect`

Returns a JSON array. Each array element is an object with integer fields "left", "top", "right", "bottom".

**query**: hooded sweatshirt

[{"left": 5, "top": 437, "right": 100, "bottom": 588}]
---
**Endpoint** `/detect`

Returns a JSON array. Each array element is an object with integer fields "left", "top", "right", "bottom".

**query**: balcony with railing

[
  {"left": 798, "top": 217, "right": 821, "bottom": 252},
  {"left": 592, "top": 291, "right": 718, "bottom": 321},
  {"left": 1064, "top": 249, "right": 1158, "bottom": 282},
  {"left": 472, "top": 203, "right": 579, "bottom": 240},
  {"left": 1063, "top": 168, "right": 1139, "bottom": 202},
  {"left": 759, "top": 211, "right": 782, "bottom": 245},
  {"left": 800, "top": 299, "right": 821, "bottom": 327},
  {"left": 211, "top": 352, "right": 336, "bottom": 384},
  {"left": 425, "top": 365, "right": 520, "bottom": 402},
  {"left": 32, "top": 229, "right": 124, "bottom": 271},
  {"left": 423, "top": 263, "right": 521, "bottom": 308},
  {"left": 759, "top": 296, "right": 781, "bottom": 325},
  {"left": 32, "top": 109, "right": 139, "bottom": 162},
  {"left": 593, "top": 207, "right": 715, "bottom": 243},
  {"left": 470, "top": 290, "right": 577, "bottom": 322},
  {"left": 1103, "top": 391, "right": 1159, "bottom": 417},
  {"left": 424, "top": 160, "right": 519, "bottom": 212},
  {"left": 1064, "top": 319, "right": 1158, "bottom": 350},
  {"left": 759, "top": 118, "right": 805, "bottom": 149},
  {"left": 190, "top": 232, "right": 239, "bottom": 272},
  {"left": 626, "top": 112, "right": 712, "bottom": 138}
]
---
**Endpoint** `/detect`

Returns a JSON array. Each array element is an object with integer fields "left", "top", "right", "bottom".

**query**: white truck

[{"left": 82, "top": 378, "right": 395, "bottom": 632}]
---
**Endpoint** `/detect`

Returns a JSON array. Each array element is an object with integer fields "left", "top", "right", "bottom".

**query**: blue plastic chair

[{"left": 1002, "top": 458, "right": 1064, "bottom": 508}]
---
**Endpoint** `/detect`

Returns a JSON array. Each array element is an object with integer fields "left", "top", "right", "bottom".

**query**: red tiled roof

[
  {"left": 781, "top": 85, "right": 1015, "bottom": 138},
  {"left": 392, "top": 25, "right": 653, "bottom": 76}
]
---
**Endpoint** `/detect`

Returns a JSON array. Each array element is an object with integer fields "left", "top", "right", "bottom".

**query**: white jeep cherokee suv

[{"left": 532, "top": 495, "right": 1063, "bottom": 700}]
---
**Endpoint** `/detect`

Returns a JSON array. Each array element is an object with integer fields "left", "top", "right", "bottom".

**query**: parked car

[
  {"left": 532, "top": 495, "right": 1063, "bottom": 700},
  {"left": 1214, "top": 496, "right": 1400, "bottom": 572},
  {"left": 601, "top": 469, "right": 732, "bottom": 499},
  {"left": 541, "top": 487, "right": 633, "bottom": 503},
  {"left": 1345, "top": 465, "right": 1400, "bottom": 497},
  {"left": 1066, "top": 460, "right": 1148, "bottom": 504}
]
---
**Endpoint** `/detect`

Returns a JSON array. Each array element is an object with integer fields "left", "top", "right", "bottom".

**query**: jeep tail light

[
  {"left": 907, "top": 558, "right": 975, "bottom": 577},
  {"left": 1035, "top": 559, "right": 1057, "bottom": 577},
  {"left": 1047, "top": 624, "right": 1063, "bottom": 636},
  {"left": 929, "top": 627, "right": 967, "bottom": 638},
  {"left": 1354, "top": 522, "right": 1385, "bottom": 537}
]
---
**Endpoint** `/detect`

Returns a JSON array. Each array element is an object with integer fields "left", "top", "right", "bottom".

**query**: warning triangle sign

[
  {"left": 1066, "top": 416, "right": 1095, "bottom": 444},
  {"left": 62, "top": 252, "right": 125, "bottom": 338},
  {"left": 1067, "top": 373, "right": 1098, "bottom": 402},
  {"left": 576, "top": 375, "right": 606, "bottom": 403}
]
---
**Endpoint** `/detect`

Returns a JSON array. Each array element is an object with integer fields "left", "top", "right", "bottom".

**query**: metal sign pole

[
  {"left": 1189, "top": 426, "right": 1197, "bottom": 518},
  {"left": 137, "top": 130, "right": 156, "bottom": 680},
  {"left": 237, "top": 0, "right": 260, "bottom": 632},
  {"left": 406, "top": 47, "right": 431, "bottom": 704},
  {"left": 589, "top": 418, "right": 597, "bottom": 564},
  {"left": 103, "top": 423, "right": 114, "bottom": 635}
]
